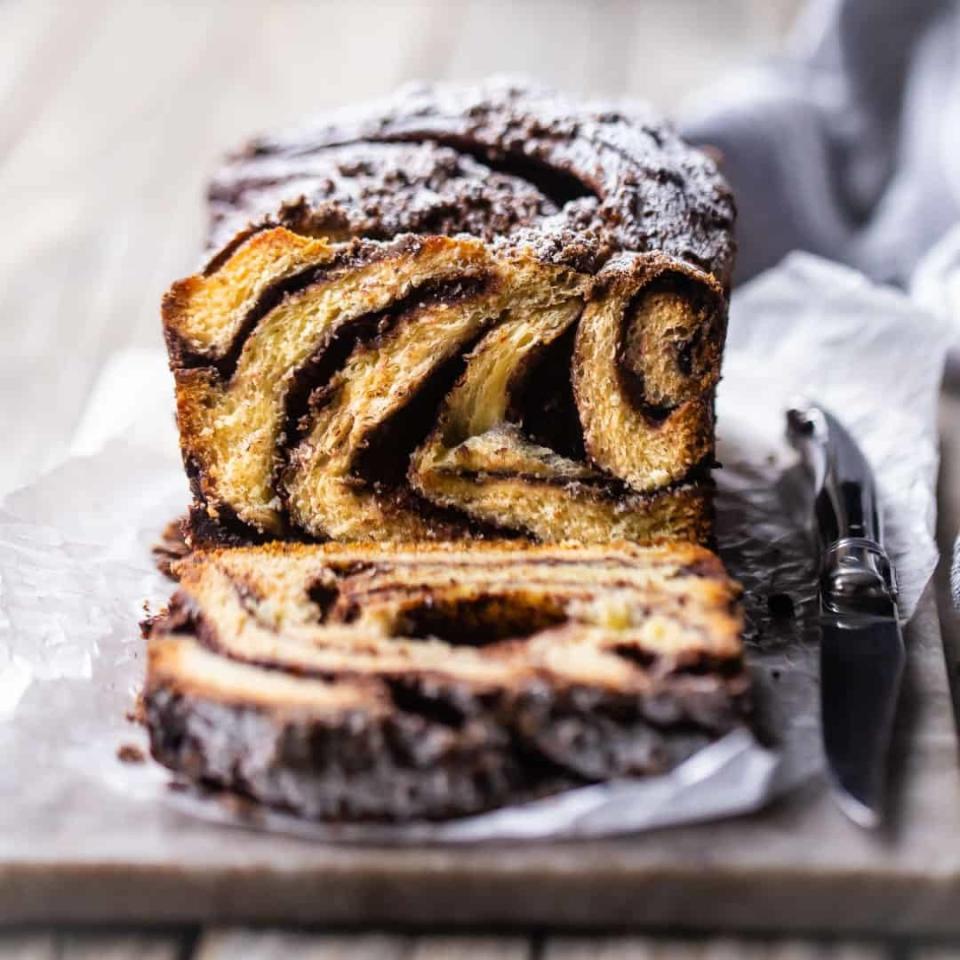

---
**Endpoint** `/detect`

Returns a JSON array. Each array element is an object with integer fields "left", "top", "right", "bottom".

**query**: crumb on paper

[
  {"left": 125, "top": 693, "right": 146, "bottom": 725},
  {"left": 218, "top": 789, "right": 261, "bottom": 820},
  {"left": 767, "top": 592, "right": 795, "bottom": 619},
  {"left": 152, "top": 516, "right": 192, "bottom": 580},
  {"left": 117, "top": 743, "right": 145, "bottom": 764},
  {"left": 139, "top": 606, "right": 167, "bottom": 639}
]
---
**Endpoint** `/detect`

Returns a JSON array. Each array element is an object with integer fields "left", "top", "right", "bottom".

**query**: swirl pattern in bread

[{"left": 167, "top": 226, "right": 725, "bottom": 545}]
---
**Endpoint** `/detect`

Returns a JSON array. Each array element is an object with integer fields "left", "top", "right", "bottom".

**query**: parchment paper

[{"left": 0, "top": 253, "right": 949, "bottom": 841}]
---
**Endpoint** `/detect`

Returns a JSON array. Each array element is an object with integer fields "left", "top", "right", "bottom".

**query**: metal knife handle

[{"left": 786, "top": 403, "right": 897, "bottom": 616}]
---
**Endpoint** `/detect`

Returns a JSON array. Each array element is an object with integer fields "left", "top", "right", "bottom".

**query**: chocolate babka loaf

[
  {"left": 164, "top": 80, "right": 735, "bottom": 548},
  {"left": 145, "top": 541, "right": 748, "bottom": 820}
]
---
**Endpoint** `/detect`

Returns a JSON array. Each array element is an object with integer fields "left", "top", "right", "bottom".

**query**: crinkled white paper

[{"left": 0, "top": 253, "right": 949, "bottom": 842}]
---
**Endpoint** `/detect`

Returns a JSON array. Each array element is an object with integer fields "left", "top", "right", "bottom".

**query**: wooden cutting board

[{"left": 0, "top": 586, "right": 958, "bottom": 934}]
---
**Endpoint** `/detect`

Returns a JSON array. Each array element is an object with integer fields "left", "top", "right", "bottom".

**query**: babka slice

[
  {"left": 163, "top": 80, "right": 734, "bottom": 549},
  {"left": 145, "top": 541, "right": 749, "bottom": 821}
]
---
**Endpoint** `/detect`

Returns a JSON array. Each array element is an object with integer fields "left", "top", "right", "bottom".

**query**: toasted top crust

[{"left": 208, "top": 79, "right": 736, "bottom": 283}]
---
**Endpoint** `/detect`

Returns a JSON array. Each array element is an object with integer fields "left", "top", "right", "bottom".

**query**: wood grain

[
  {"left": 0, "top": 935, "right": 55, "bottom": 960},
  {"left": 0, "top": 932, "right": 184, "bottom": 960},
  {"left": 544, "top": 940, "right": 888, "bottom": 960},
  {"left": 57, "top": 933, "right": 184, "bottom": 960},
  {"left": 195, "top": 930, "right": 409, "bottom": 960},
  {"left": 410, "top": 937, "right": 531, "bottom": 960}
]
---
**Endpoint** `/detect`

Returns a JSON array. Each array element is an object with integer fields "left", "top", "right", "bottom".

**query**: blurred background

[{"left": 0, "top": 0, "right": 800, "bottom": 495}]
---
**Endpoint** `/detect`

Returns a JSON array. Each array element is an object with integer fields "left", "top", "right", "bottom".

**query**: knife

[{"left": 786, "top": 402, "right": 905, "bottom": 828}]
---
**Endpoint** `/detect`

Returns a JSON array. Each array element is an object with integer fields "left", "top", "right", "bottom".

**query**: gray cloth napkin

[
  {"left": 682, "top": 0, "right": 960, "bottom": 287},
  {"left": 683, "top": 0, "right": 960, "bottom": 607}
]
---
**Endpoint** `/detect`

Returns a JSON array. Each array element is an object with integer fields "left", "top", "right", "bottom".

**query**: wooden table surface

[{"left": 4, "top": 0, "right": 960, "bottom": 954}]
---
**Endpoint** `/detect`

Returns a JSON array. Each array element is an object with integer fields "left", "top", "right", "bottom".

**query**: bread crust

[{"left": 208, "top": 79, "right": 736, "bottom": 284}]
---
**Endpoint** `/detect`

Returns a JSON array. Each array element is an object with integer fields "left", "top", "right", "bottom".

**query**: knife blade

[{"left": 787, "top": 403, "right": 905, "bottom": 828}]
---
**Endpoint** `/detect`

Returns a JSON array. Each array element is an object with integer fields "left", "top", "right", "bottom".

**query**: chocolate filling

[
  {"left": 370, "top": 131, "right": 595, "bottom": 209},
  {"left": 174, "top": 238, "right": 417, "bottom": 379},
  {"left": 615, "top": 272, "right": 724, "bottom": 424},
  {"left": 510, "top": 321, "right": 586, "bottom": 461},
  {"left": 349, "top": 326, "right": 492, "bottom": 489},
  {"left": 280, "top": 273, "right": 492, "bottom": 457},
  {"left": 389, "top": 593, "right": 569, "bottom": 647}
]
